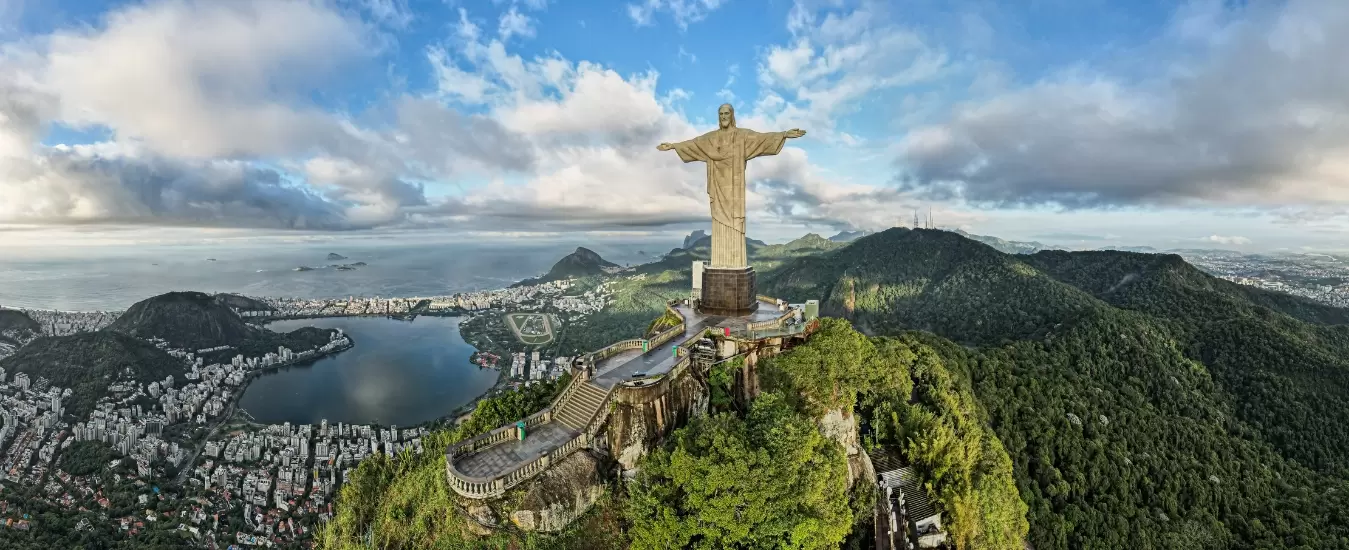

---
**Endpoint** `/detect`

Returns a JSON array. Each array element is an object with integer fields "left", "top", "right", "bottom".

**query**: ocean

[{"left": 0, "top": 235, "right": 666, "bottom": 311}]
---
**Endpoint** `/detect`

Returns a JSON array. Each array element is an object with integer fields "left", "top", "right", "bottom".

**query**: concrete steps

[{"left": 554, "top": 381, "right": 607, "bottom": 431}]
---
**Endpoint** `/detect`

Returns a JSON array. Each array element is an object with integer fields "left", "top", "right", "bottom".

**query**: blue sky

[{"left": 1, "top": 0, "right": 1347, "bottom": 252}]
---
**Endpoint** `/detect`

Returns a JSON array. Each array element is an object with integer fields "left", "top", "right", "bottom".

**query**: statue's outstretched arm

[{"left": 658, "top": 137, "right": 710, "bottom": 163}]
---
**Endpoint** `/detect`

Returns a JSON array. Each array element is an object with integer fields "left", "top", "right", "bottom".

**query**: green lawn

[{"left": 505, "top": 312, "right": 554, "bottom": 345}]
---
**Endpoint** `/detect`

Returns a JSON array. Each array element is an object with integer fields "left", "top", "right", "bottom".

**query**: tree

[{"left": 627, "top": 393, "right": 853, "bottom": 550}]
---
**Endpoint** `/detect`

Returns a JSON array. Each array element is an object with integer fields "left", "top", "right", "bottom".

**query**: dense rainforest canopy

[{"left": 326, "top": 228, "right": 1349, "bottom": 550}]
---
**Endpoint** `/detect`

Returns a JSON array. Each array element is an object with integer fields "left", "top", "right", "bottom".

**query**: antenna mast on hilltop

[
  {"left": 928, "top": 207, "right": 934, "bottom": 230},
  {"left": 913, "top": 209, "right": 920, "bottom": 229}
]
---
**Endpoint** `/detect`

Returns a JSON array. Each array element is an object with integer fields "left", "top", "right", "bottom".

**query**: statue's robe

[{"left": 670, "top": 127, "right": 789, "bottom": 268}]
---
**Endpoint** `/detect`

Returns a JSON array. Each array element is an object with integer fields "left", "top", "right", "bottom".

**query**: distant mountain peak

[
  {"left": 951, "top": 228, "right": 1050, "bottom": 254},
  {"left": 682, "top": 234, "right": 767, "bottom": 253},
  {"left": 512, "top": 246, "right": 620, "bottom": 287},
  {"left": 569, "top": 246, "right": 617, "bottom": 267},
  {"left": 828, "top": 230, "right": 873, "bottom": 242},
  {"left": 784, "top": 233, "right": 834, "bottom": 249},
  {"left": 105, "top": 291, "right": 259, "bottom": 350},
  {"left": 682, "top": 230, "right": 709, "bottom": 249}
]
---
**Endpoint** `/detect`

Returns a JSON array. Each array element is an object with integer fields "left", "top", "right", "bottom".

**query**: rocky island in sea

[
  {"left": 327, "top": 253, "right": 348, "bottom": 261},
  {"left": 297, "top": 262, "right": 367, "bottom": 272}
]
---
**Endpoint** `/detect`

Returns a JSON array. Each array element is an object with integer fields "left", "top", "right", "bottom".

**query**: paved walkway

[
  {"left": 453, "top": 422, "right": 577, "bottom": 477},
  {"left": 593, "top": 305, "right": 723, "bottom": 388},
  {"left": 449, "top": 301, "right": 791, "bottom": 481}
]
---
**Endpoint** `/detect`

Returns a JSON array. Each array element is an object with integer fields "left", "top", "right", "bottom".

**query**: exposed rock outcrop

[
  {"left": 606, "top": 366, "right": 709, "bottom": 472},
  {"left": 820, "top": 408, "right": 868, "bottom": 487},
  {"left": 508, "top": 451, "right": 606, "bottom": 532},
  {"left": 464, "top": 503, "right": 498, "bottom": 536}
]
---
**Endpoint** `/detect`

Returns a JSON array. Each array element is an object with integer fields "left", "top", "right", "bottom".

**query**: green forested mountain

[
  {"left": 763, "top": 228, "right": 1349, "bottom": 550},
  {"left": 512, "top": 247, "right": 620, "bottom": 287},
  {"left": 106, "top": 291, "right": 260, "bottom": 349},
  {"left": 1020, "top": 249, "right": 1349, "bottom": 479},
  {"left": 0, "top": 331, "right": 184, "bottom": 415},
  {"left": 104, "top": 291, "right": 338, "bottom": 359},
  {"left": 333, "top": 228, "right": 1349, "bottom": 550},
  {"left": 0, "top": 309, "right": 41, "bottom": 343},
  {"left": 761, "top": 228, "right": 1100, "bottom": 344}
]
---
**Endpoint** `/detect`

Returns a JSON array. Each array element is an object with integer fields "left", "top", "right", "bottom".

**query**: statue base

[{"left": 698, "top": 266, "right": 758, "bottom": 317}]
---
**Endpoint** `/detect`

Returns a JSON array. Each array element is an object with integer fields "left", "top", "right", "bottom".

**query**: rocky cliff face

[
  {"left": 606, "top": 367, "right": 709, "bottom": 472},
  {"left": 507, "top": 451, "right": 607, "bottom": 532},
  {"left": 819, "top": 408, "right": 871, "bottom": 488}
]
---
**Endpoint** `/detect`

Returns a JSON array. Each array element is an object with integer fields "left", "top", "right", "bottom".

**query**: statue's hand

[
  {"left": 656, "top": 143, "right": 674, "bottom": 151},
  {"left": 785, "top": 129, "right": 806, "bottom": 139}
]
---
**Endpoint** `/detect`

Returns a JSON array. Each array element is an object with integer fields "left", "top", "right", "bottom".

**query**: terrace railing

[
  {"left": 446, "top": 300, "right": 693, "bottom": 499},
  {"left": 446, "top": 381, "right": 618, "bottom": 499}
]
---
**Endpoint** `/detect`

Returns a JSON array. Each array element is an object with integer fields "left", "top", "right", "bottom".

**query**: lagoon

[{"left": 237, "top": 315, "right": 499, "bottom": 426}]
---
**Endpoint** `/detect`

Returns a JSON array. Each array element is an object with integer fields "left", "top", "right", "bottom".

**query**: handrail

[
  {"left": 446, "top": 302, "right": 709, "bottom": 499},
  {"left": 648, "top": 322, "right": 685, "bottom": 348},
  {"left": 580, "top": 384, "right": 617, "bottom": 440},
  {"left": 448, "top": 382, "right": 619, "bottom": 499},
  {"left": 586, "top": 338, "right": 646, "bottom": 364},
  {"left": 543, "top": 372, "right": 584, "bottom": 416}
]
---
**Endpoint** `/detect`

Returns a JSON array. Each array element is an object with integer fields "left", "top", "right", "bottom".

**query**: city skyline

[{"left": 1, "top": 0, "right": 1347, "bottom": 252}]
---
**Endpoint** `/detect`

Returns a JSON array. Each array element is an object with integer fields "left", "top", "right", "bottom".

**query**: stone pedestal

[{"left": 698, "top": 266, "right": 758, "bottom": 316}]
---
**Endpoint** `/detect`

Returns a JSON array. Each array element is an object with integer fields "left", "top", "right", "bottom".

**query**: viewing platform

[{"left": 445, "top": 298, "right": 810, "bottom": 499}]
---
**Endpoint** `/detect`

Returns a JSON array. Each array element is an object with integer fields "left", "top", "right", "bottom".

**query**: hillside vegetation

[
  {"left": 104, "top": 291, "right": 337, "bottom": 360},
  {"left": 763, "top": 228, "right": 1349, "bottom": 549},
  {"left": 0, "top": 331, "right": 184, "bottom": 415},
  {"left": 0, "top": 309, "right": 41, "bottom": 344},
  {"left": 752, "top": 319, "right": 1028, "bottom": 550},
  {"left": 512, "top": 247, "right": 620, "bottom": 288},
  {"left": 332, "top": 228, "right": 1349, "bottom": 549}
]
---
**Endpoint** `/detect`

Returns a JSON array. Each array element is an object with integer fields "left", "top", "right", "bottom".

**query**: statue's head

[{"left": 718, "top": 104, "right": 736, "bottom": 129}]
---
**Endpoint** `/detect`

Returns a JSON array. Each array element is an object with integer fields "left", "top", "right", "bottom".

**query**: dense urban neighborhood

[
  {"left": 1184, "top": 250, "right": 1349, "bottom": 307},
  {"left": 0, "top": 246, "right": 1345, "bottom": 547},
  {"left": 0, "top": 279, "right": 613, "bottom": 547}
]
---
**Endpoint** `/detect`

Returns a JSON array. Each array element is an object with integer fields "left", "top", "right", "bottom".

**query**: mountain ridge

[
  {"left": 512, "top": 246, "right": 620, "bottom": 287},
  {"left": 0, "top": 331, "right": 184, "bottom": 416},
  {"left": 760, "top": 227, "right": 1349, "bottom": 548},
  {"left": 106, "top": 291, "right": 262, "bottom": 350}
]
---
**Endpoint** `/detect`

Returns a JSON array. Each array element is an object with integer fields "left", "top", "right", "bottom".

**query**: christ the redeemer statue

[{"left": 658, "top": 104, "right": 805, "bottom": 268}]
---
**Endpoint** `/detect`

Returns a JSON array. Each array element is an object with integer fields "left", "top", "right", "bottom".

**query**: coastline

[
  {"left": 14, "top": 291, "right": 549, "bottom": 432},
  {"left": 173, "top": 336, "right": 355, "bottom": 485}
]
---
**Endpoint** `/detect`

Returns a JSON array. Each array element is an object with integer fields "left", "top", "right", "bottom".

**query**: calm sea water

[
  {"left": 237, "top": 316, "right": 500, "bottom": 426},
  {"left": 0, "top": 232, "right": 670, "bottom": 426},
  {"left": 0, "top": 236, "right": 662, "bottom": 311}
]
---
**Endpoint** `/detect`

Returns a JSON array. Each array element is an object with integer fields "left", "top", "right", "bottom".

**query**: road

[
  {"left": 170, "top": 342, "right": 353, "bottom": 486},
  {"left": 173, "top": 399, "right": 238, "bottom": 486}
]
